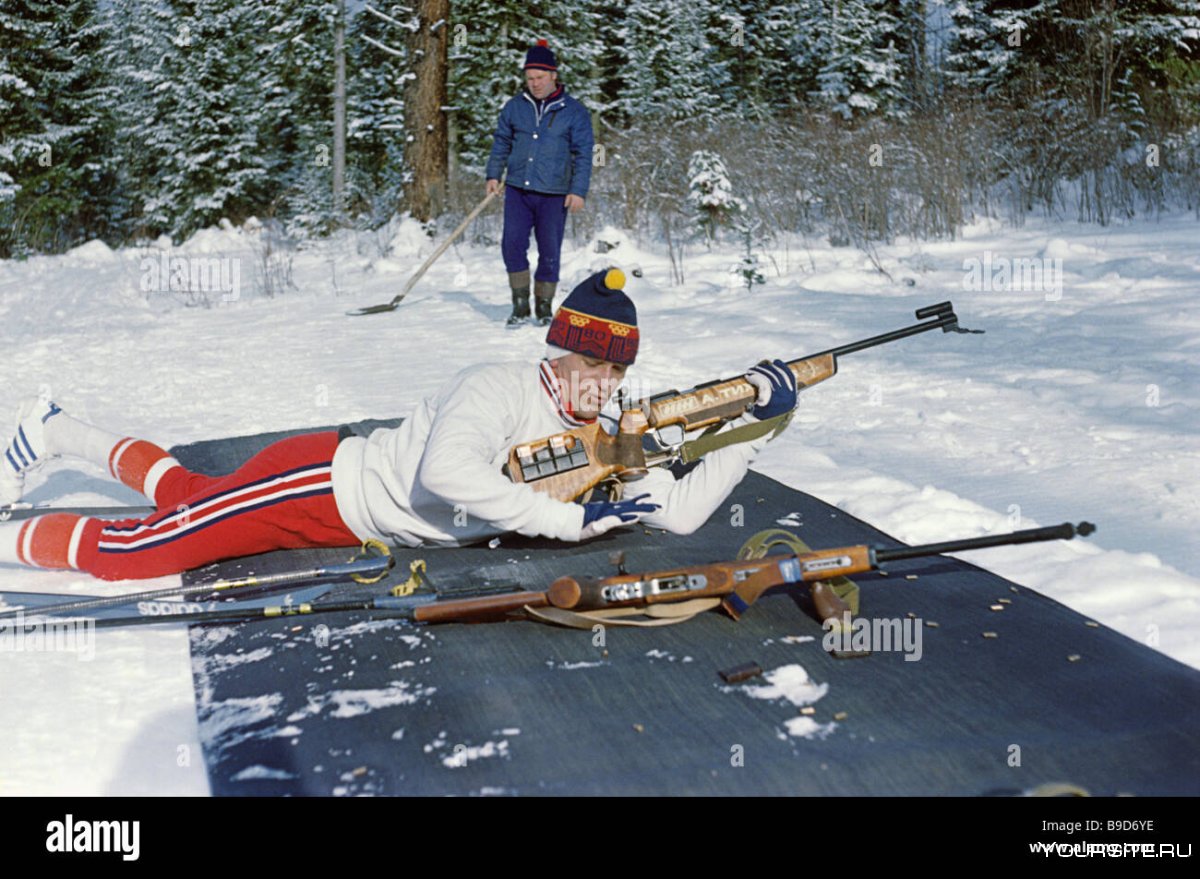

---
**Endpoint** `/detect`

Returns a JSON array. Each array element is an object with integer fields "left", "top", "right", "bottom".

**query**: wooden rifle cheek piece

[
  {"left": 548, "top": 576, "right": 583, "bottom": 610},
  {"left": 606, "top": 408, "right": 650, "bottom": 477}
]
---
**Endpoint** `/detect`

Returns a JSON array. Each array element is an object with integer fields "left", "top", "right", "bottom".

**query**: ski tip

[{"left": 1074, "top": 521, "right": 1096, "bottom": 537}]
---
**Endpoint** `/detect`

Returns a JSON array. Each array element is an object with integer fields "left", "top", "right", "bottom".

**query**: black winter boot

[
  {"left": 506, "top": 271, "right": 531, "bottom": 327},
  {"left": 534, "top": 280, "right": 557, "bottom": 326}
]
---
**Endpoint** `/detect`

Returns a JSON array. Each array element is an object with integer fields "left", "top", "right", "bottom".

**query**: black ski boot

[
  {"left": 534, "top": 280, "right": 557, "bottom": 327},
  {"left": 506, "top": 271, "right": 531, "bottom": 328}
]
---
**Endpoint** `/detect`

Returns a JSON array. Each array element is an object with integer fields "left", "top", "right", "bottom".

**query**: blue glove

[
  {"left": 745, "top": 359, "right": 797, "bottom": 419},
  {"left": 580, "top": 493, "right": 661, "bottom": 540}
]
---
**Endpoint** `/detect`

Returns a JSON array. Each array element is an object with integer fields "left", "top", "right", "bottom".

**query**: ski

[
  {"left": 87, "top": 590, "right": 415, "bottom": 629},
  {"left": 78, "top": 563, "right": 527, "bottom": 630},
  {"left": 86, "top": 581, "right": 518, "bottom": 629},
  {"left": 0, "top": 590, "right": 108, "bottom": 611},
  {"left": 0, "top": 552, "right": 394, "bottom": 621},
  {"left": 0, "top": 581, "right": 342, "bottom": 624},
  {"left": 0, "top": 502, "right": 158, "bottom": 523}
]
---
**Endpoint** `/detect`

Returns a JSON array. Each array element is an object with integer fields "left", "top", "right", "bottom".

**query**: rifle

[
  {"left": 431, "top": 521, "right": 1095, "bottom": 625},
  {"left": 505, "top": 301, "right": 981, "bottom": 502},
  {"left": 82, "top": 522, "right": 1094, "bottom": 630}
]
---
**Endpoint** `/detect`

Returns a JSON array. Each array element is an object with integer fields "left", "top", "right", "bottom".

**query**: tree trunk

[
  {"left": 907, "top": 0, "right": 927, "bottom": 111},
  {"left": 403, "top": 0, "right": 450, "bottom": 222},
  {"left": 333, "top": 0, "right": 346, "bottom": 219}
]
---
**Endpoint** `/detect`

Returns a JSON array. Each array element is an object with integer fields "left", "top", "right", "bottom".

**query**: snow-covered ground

[{"left": 1, "top": 210, "right": 1196, "bottom": 794}]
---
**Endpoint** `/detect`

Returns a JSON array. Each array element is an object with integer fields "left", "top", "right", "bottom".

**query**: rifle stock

[{"left": 506, "top": 302, "right": 976, "bottom": 502}]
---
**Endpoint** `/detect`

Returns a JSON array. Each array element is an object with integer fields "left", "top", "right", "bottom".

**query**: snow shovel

[{"left": 346, "top": 186, "right": 502, "bottom": 316}]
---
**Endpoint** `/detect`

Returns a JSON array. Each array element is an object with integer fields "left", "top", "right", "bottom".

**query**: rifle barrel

[
  {"left": 809, "top": 302, "right": 960, "bottom": 362},
  {"left": 874, "top": 522, "right": 1094, "bottom": 563}
]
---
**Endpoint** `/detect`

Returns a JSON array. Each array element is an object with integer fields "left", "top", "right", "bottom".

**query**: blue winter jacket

[{"left": 485, "top": 86, "right": 594, "bottom": 197}]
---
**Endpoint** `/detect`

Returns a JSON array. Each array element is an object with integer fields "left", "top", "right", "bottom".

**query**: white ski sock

[
  {"left": 44, "top": 410, "right": 181, "bottom": 504},
  {"left": 0, "top": 521, "right": 20, "bottom": 565},
  {"left": 43, "top": 410, "right": 126, "bottom": 467}
]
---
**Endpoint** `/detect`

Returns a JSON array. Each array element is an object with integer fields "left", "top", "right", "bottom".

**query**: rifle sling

[
  {"left": 677, "top": 411, "right": 794, "bottom": 465},
  {"left": 523, "top": 598, "right": 721, "bottom": 629}
]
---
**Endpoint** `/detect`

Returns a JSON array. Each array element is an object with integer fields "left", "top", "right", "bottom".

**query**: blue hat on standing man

[{"left": 524, "top": 39, "right": 557, "bottom": 71}]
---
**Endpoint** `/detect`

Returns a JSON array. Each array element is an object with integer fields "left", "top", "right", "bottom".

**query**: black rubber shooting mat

[{"left": 174, "top": 424, "right": 1200, "bottom": 796}]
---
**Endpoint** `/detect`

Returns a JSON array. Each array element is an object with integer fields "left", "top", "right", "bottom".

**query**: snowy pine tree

[
  {"left": 162, "top": 1, "right": 273, "bottom": 236},
  {"left": 687, "top": 149, "right": 743, "bottom": 247},
  {"left": 711, "top": 0, "right": 805, "bottom": 118},
  {"left": 447, "top": 0, "right": 522, "bottom": 172},
  {"left": 619, "top": 0, "right": 729, "bottom": 121},
  {"left": 810, "top": 0, "right": 906, "bottom": 119},
  {"left": 103, "top": 0, "right": 177, "bottom": 239},
  {"left": 946, "top": 0, "right": 1200, "bottom": 111},
  {"left": 0, "top": 0, "right": 119, "bottom": 256},
  {"left": 104, "top": 0, "right": 274, "bottom": 240},
  {"left": 344, "top": 3, "right": 409, "bottom": 224},
  {"left": 943, "top": 0, "right": 1035, "bottom": 94},
  {"left": 255, "top": 0, "right": 339, "bottom": 232},
  {"left": 1112, "top": 68, "right": 1148, "bottom": 147},
  {"left": 735, "top": 220, "right": 766, "bottom": 290},
  {"left": 0, "top": 8, "right": 44, "bottom": 254}
]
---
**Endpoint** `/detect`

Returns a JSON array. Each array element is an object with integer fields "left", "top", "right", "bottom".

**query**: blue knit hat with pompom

[{"left": 546, "top": 269, "right": 638, "bottom": 365}]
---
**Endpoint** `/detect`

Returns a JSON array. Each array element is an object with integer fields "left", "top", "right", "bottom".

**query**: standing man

[{"left": 486, "top": 40, "right": 594, "bottom": 327}]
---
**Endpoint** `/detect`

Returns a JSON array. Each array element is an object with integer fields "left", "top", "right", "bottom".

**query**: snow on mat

[{"left": 176, "top": 425, "right": 1200, "bottom": 796}]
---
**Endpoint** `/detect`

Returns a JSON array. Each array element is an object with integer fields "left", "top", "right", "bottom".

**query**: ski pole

[
  {"left": 0, "top": 502, "right": 157, "bottom": 523},
  {"left": 0, "top": 543, "right": 394, "bottom": 621}
]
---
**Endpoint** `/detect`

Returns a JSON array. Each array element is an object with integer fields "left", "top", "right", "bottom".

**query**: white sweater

[{"left": 330, "top": 360, "right": 772, "bottom": 547}]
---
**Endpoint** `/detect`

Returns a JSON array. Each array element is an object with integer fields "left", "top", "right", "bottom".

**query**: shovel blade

[{"left": 345, "top": 294, "right": 406, "bottom": 316}]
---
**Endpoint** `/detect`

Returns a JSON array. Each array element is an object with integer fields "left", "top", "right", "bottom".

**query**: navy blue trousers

[{"left": 502, "top": 186, "right": 568, "bottom": 283}]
